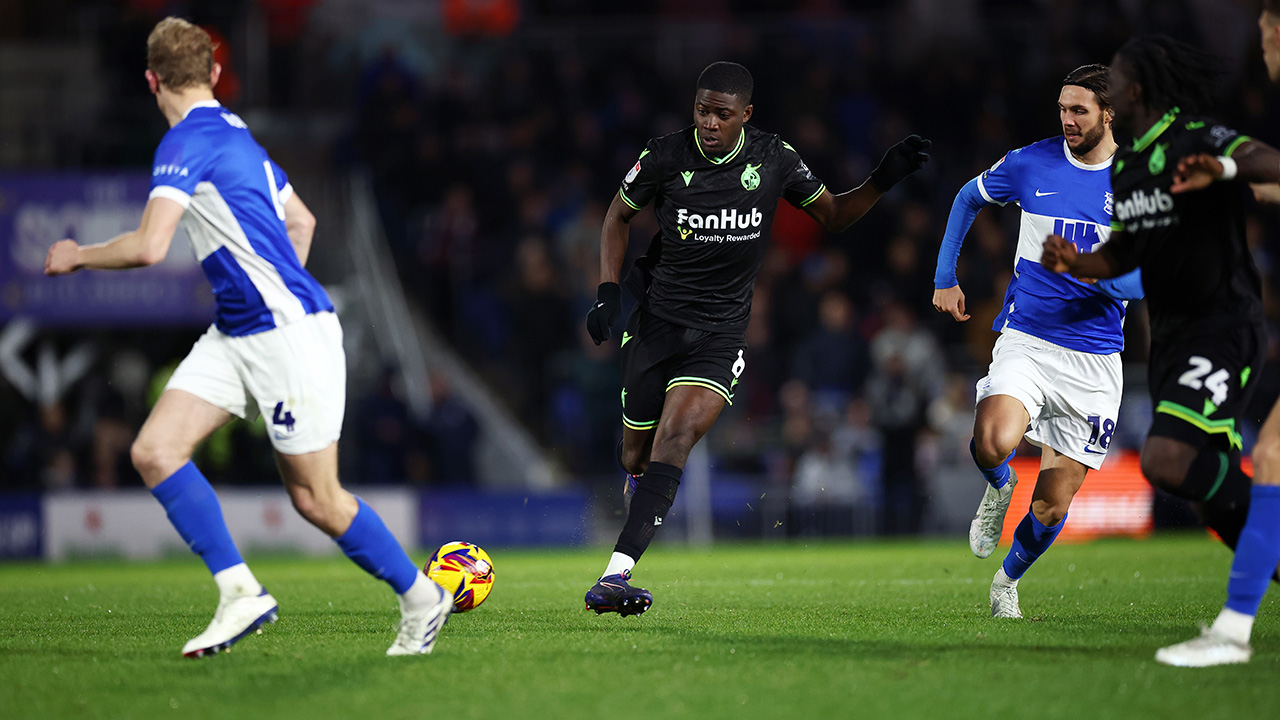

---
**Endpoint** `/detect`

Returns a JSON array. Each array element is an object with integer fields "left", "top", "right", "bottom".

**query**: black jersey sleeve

[
  {"left": 618, "top": 138, "right": 665, "bottom": 211},
  {"left": 1198, "top": 122, "right": 1251, "bottom": 157},
  {"left": 779, "top": 140, "right": 827, "bottom": 208}
]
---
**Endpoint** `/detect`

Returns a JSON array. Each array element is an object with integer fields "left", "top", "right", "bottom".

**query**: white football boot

[
  {"left": 969, "top": 467, "right": 1018, "bottom": 559},
  {"left": 387, "top": 580, "right": 452, "bottom": 656},
  {"left": 1156, "top": 627, "right": 1252, "bottom": 667},
  {"left": 989, "top": 568, "right": 1022, "bottom": 619},
  {"left": 182, "top": 588, "right": 278, "bottom": 658}
]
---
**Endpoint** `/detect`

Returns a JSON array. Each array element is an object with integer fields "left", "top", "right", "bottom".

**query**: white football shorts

[
  {"left": 165, "top": 311, "right": 346, "bottom": 455},
  {"left": 975, "top": 328, "right": 1123, "bottom": 470}
]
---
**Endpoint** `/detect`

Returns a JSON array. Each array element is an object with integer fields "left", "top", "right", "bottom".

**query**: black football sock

[
  {"left": 1190, "top": 449, "right": 1252, "bottom": 550},
  {"left": 613, "top": 461, "right": 682, "bottom": 561}
]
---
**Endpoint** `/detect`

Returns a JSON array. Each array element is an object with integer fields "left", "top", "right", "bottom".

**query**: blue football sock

[
  {"left": 970, "top": 438, "right": 1013, "bottom": 490},
  {"left": 1001, "top": 512, "right": 1066, "bottom": 580},
  {"left": 335, "top": 497, "right": 420, "bottom": 595},
  {"left": 150, "top": 461, "right": 243, "bottom": 575},
  {"left": 1224, "top": 485, "right": 1280, "bottom": 617}
]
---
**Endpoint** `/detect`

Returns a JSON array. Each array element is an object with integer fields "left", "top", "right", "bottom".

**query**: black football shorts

[
  {"left": 1147, "top": 320, "right": 1265, "bottom": 452},
  {"left": 618, "top": 306, "right": 746, "bottom": 431}
]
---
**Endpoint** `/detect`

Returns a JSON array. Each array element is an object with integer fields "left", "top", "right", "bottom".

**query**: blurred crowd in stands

[{"left": 4, "top": 0, "right": 1280, "bottom": 536}]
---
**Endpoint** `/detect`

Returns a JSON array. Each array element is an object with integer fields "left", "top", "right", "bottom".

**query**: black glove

[
  {"left": 586, "top": 282, "right": 622, "bottom": 345},
  {"left": 869, "top": 134, "right": 932, "bottom": 193}
]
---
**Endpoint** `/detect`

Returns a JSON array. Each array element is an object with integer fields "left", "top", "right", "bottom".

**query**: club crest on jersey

[
  {"left": 740, "top": 163, "right": 761, "bottom": 191},
  {"left": 1148, "top": 143, "right": 1167, "bottom": 175}
]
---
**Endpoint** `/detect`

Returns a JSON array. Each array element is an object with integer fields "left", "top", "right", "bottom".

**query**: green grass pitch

[{"left": 3, "top": 535, "right": 1279, "bottom": 720}]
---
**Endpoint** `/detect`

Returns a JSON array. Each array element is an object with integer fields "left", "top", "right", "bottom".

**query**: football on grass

[{"left": 425, "top": 541, "right": 495, "bottom": 612}]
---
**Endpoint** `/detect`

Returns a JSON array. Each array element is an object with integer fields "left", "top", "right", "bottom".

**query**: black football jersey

[
  {"left": 1105, "top": 110, "right": 1263, "bottom": 341},
  {"left": 619, "top": 124, "right": 826, "bottom": 332}
]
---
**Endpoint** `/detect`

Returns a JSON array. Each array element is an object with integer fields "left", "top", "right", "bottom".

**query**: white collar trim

[
  {"left": 1062, "top": 138, "right": 1113, "bottom": 170},
  {"left": 182, "top": 100, "right": 222, "bottom": 121}
]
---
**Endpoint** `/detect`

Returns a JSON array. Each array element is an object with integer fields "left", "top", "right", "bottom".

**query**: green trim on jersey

[
  {"left": 1155, "top": 400, "right": 1242, "bottom": 450},
  {"left": 1110, "top": 220, "right": 1125, "bottom": 231},
  {"left": 619, "top": 187, "right": 642, "bottom": 211},
  {"left": 1133, "top": 107, "right": 1180, "bottom": 153},
  {"left": 1224, "top": 136, "right": 1251, "bottom": 158},
  {"left": 799, "top": 185, "right": 826, "bottom": 207},
  {"left": 666, "top": 376, "right": 733, "bottom": 404},
  {"left": 696, "top": 130, "right": 746, "bottom": 165}
]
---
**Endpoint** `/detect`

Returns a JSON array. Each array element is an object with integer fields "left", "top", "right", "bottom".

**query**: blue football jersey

[
  {"left": 977, "top": 137, "right": 1122, "bottom": 353},
  {"left": 148, "top": 101, "right": 333, "bottom": 337}
]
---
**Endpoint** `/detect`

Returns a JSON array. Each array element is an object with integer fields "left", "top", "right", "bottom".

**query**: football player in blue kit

[
  {"left": 933, "top": 64, "right": 1143, "bottom": 618},
  {"left": 44, "top": 17, "right": 451, "bottom": 658}
]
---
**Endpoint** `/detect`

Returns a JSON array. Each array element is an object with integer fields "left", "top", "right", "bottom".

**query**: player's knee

[
  {"left": 1139, "top": 452, "right": 1185, "bottom": 494},
  {"left": 287, "top": 486, "right": 330, "bottom": 529},
  {"left": 130, "top": 437, "right": 180, "bottom": 483},
  {"left": 619, "top": 445, "right": 649, "bottom": 476},
  {"left": 1253, "top": 433, "right": 1280, "bottom": 487},
  {"left": 972, "top": 430, "right": 1014, "bottom": 469},
  {"left": 655, "top": 423, "right": 699, "bottom": 458},
  {"left": 1030, "top": 498, "right": 1068, "bottom": 527},
  {"left": 623, "top": 459, "right": 649, "bottom": 477},
  {"left": 287, "top": 485, "right": 355, "bottom": 535}
]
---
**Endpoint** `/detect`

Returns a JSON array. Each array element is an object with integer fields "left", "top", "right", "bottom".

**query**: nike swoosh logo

[
  {"left": 1082, "top": 447, "right": 1107, "bottom": 455},
  {"left": 1035, "top": 189, "right": 1058, "bottom": 197}
]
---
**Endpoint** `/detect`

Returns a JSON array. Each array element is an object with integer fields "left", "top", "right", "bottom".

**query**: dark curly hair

[{"left": 1114, "top": 35, "right": 1221, "bottom": 115}]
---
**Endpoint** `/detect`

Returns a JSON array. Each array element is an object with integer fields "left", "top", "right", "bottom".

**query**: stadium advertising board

[
  {"left": 1002, "top": 452, "right": 1154, "bottom": 542},
  {"left": 0, "top": 493, "right": 42, "bottom": 559},
  {"left": 42, "top": 488, "right": 415, "bottom": 560},
  {"left": 0, "top": 174, "right": 213, "bottom": 327},
  {"left": 419, "top": 489, "right": 590, "bottom": 548}
]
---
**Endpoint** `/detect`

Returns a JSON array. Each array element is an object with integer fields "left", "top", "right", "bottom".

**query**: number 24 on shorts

[{"left": 1178, "top": 356, "right": 1231, "bottom": 406}]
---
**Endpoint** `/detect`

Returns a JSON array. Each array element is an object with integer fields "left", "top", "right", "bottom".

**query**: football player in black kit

[
  {"left": 582, "top": 61, "right": 931, "bottom": 615},
  {"left": 1041, "top": 35, "right": 1280, "bottom": 665}
]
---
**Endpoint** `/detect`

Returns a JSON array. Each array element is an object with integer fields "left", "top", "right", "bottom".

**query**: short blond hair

[{"left": 146, "top": 17, "right": 215, "bottom": 91}]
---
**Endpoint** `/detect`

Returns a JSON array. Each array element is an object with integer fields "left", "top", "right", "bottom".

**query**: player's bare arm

[
  {"left": 801, "top": 184, "right": 881, "bottom": 233},
  {"left": 932, "top": 285, "right": 970, "bottom": 322},
  {"left": 44, "top": 196, "right": 184, "bottom": 275},
  {"left": 1251, "top": 182, "right": 1280, "bottom": 205},
  {"left": 1041, "top": 234, "right": 1122, "bottom": 279},
  {"left": 585, "top": 192, "right": 639, "bottom": 345},
  {"left": 803, "top": 135, "right": 931, "bottom": 233},
  {"left": 1171, "top": 139, "right": 1280, "bottom": 194},
  {"left": 599, "top": 192, "right": 638, "bottom": 284},
  {"left": 283, "top": 192, "right": 317, "bottom": 267}
]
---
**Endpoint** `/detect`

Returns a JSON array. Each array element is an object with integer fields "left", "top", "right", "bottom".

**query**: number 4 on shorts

[{"left": 272, "top": 401, "right": 296, "bottom": 432}]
